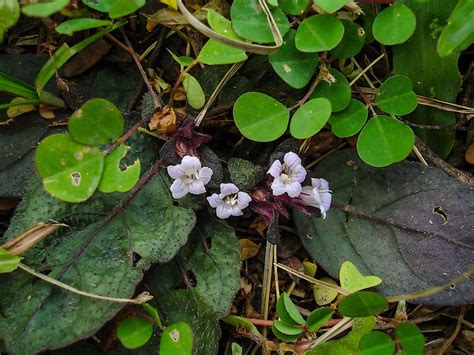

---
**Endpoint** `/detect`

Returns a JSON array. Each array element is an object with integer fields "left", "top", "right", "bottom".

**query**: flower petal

[
  {"left": 284, "top": 152, "right": 301, "bottom": 170},
  {"left": 216, "top": 204, "right": 232, "bottom": 219},
  {"left": 181, "top": 155, "right": 201, "bottom": 171},
  {"left": 188, "top": 180, "right": 206, "bottom": 195},
  {"left": 207, "top": 193, "right": 220, "bottom": 208},
  {"left": 271, "top": 178, "right": 287, "bottom": 196},
  {"left": 237, "top": 191, "right": 252, "bottom": 209},
  {"left": 220, "top": 183, "right": 239, "bottom": 197},
  {"left": 170, "top": 179, "right": 188, "bottom": 199},
  {"left": 293, "top": 165, "right": 307, "bottom": 183},
  {"left": 230, "top": 205, "right": 243, "bottom": 217},
  {"left": 286, "top": 181, "right": 303, "bottom": 198},
  {"left": 199, "top": 167, "right": 213, "bottom": 184},
  {"left": 267, "top": 160, "right": 282, "bottom": 178},
  {"left": 167, "top": 164, "right": 185, "bottom": 179}
]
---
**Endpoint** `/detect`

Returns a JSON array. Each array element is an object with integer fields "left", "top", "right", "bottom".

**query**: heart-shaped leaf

[
  {"left": 310, "top": 69, "right": 351, "bottom": 112},
  {"left": 117, "top": 317, "right": 154, "bottom": 349},
  {"left": 313, "top": 0, "right": 350, "bottom": 14},
  {"left": 98, "top": 144, "right": 140, "bottom": 193},
  {"left": 276, "top": 293, "right": 305, "bottom": 325},
  {"left": 290, "top": 98, "right": 332, "bottom": 139},
  {"left": 306, "top": 307, "right": 333, "bottom": 332},
  {"left": 375, "top": 75, "right": 418, "bottom": 116},
  {"left": 340, "top": 260, "right": 382, "bottom": 293},
  {"left": 339, "top": 291, "right": 388, "bottom": 317},
  {"left": 160, "top": 322, "right": 193, "bottom": 355},
  {"left": 359, "top": 331, "right": 395, "bottom": 355},
  {"left": 295, "top": 15, "right": 344, "bottom": 52},
  {"left": 373, "top": 4, "right": 416, "bottom": 45},
  {"left": 329, "top": 99, "right": 368, "bottom": 138},
  {"left": 312, "top": 277, "right": 339, "bottom": 306}
]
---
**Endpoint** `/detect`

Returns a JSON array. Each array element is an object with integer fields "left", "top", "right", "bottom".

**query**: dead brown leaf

[
  {"left": 239, "top": 239, "right": 260, "bottom": 261},
  {"left": 148, "top": 106, "right": 177, "bottom": 136}
]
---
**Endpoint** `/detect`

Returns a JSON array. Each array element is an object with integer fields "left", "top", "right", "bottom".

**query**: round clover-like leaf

[
  {"left": 276, "top": 293, "right": 306, "bottom": 325},
  {"left": 295, "top": 15, "right": 344, "bottom": 53},
  {"left": 68, "top": 98, "right": 124, "bottom": 146},
  {"left": 338, "top": 291, "right": 388, "bottom": 317},
  {"left": 160, "top": 322, "right": 193, "bottom": 355},
  {"left": 313, "top": 0, "right": 350, "bottom": 14},
  {"left": 359, "top": 331, "right": 395, "bottom": 355},
  {"left": 98, "top": 144, "right": 140, "bottom": 193},
  {"left": 312, "top": 277, "right": 339, "bottom": 306},
  {"left": 306, "top": 307, "right": 333, "bottom": 332},
  {"left": 269, "top": 29, "right": 319, "bottom": 89},
  {"left": 310, "top": 69, "right": 351, "bottom": 112},
  {"left": 376, "top": 75, "right": 418, "bottom": 116},
  {"left": 233, "top": 92, "right": 289, "bottom": 142},
  {"left": 339, "top": 260, "right": 382, "bottom": 293},
  {"left": 331, "top": 20, "right": 366, "bottom": 59},
  {"left": 230, "top": 0, "right": 289, "bottom": 44},
  {"left": 357, "top": 115, "right": 415, "bottom": 167},
  {"left": 290, "top": 98, "right": 331, "bottom": 139},
  {"left": 279, "top": 0, "right": 311, "bottom": 15},
  {"left": 373, "top": 4, "right": 416, "bottom": 45},
  {"left": 35, "top": 133, "right": 104, "bottom": 203},
  {"left": 329, "top": 99, "right": 368, "bottom": 138},
  {"left": 183, "top": 74, "right": 205, "bottom": 109},
  {"left": 117, "top": 317, "right": 153, "bottom": 349},
  {"left": 395, "top": 323, "right": 425, "bottom": 354}
]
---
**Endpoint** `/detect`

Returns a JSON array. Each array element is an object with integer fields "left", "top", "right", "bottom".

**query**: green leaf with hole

[
  {"left": 329, "top": 99, "right": 367, "bottom": 138},
  {"left": 279, "top": 0, "right": 310, "bottom": 15},
  {"left": 313, "top": 277, "right": 339, "bottom": 306},
  {"left": 183, "top": 74, "right": 205, "bottom": 110},
  {"left": 306, "top": 307, "right": 333, "bottom": 332},
  {"left": 290, "top": 98, "right": 331, "bottom": 139},
  {"left": 269, "top": 29, "right": 319, "bottom": 89},
  {"left": 373, "top": 4, "right": 416, "bottom": 45},
  {"left": 0, "top": 248, "right": 22, "bottom": 274},
  {"left": 359, "top": 331, "right": 395, "bottom": 355},
  {"left": 276, "top": 293, "right": 305, "bottom": 325},
  {"left": 310, "top": 69, "right": 351, "bottom": 112},
  {"left": 117, "top": 317, "right": 153, "bottom": 349},
  {"left": 233, "top": 92, "right": 289, "bottom": 142},
  {"left": 296, "top": 15, "right": 344, "bottom": 52},
  {"left": 69, "top": 98, "right": 124, "bottom": 146},
  {"left": 230, "top": 0, "right": 289, "bottom": 43},
  {"left": 35, "top": 133, "right": 104, "bottom": 203},
  {"left": 357, "top": 115, "right": 415, "bottom": 167},
  {"left": 55, "top": 19, "right": 111, "bottom": 36},
  {"left": 109, "top": 0, "right": 145, "bottom": 18},
  {"left": 340, "top": 260, "right": 382, "bottom": 293},
  {"left": 338, "top": 291, "right": 388, "bottom": 317},
  {"left": 313, "top": 0, "right": 350, "bottom": 14},
  {"left": 160, "top": 322, "right": 193, "bottom": 355},
  {"left": 331, "top": 20, "right": 366, "bottom": 59},
  {"left": 376, "top": 75, "right": 418, "bottom": 116},
  {"left": 21, "top": 0, "right": 69, "bottom": 17},
  {"left": 395, "top": 323, "right": 425, "bottom": 353},
  {"left": 98, "top": 145, "right": 140, "bottom": 193},
  {"left": 437, "top": 0, "right": 474, "bottom": 57},
  {"left": 272, "top": 322, "right": 302, "bottom": 343},
  {"left": 0, "top": 0, "right": 20, "bottom": 42}
]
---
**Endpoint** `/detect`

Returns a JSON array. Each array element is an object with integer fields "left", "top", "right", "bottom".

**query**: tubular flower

[
  {"left": 267, "top": 152, "right": 307, "bottom": 197},
  {"left": 207, "top": 183, "right": 252, "bottom": 219},
  {"left": 299, "top": 178, "right": 332, "bottom": 219},
  {"left": 167, "top": 155, "right": 213, "bottom": 199}
]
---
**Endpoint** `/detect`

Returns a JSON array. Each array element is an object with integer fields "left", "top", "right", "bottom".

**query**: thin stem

[
  {"left": 0, "top": 99, "right": 42, "bottom": 110},
  {"left": 261, "top": 241, "right": 274, "bottom": 342},
  {"left": 168, "top": 59, "right": 199, "bottom": 107},
  {"left": 349, "top": 53, "right": 385, "bottom": 87}
]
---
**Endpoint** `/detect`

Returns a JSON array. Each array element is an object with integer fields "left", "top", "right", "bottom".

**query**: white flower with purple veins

[
  {"left": 167, "top": 155, "right": 213, "bottom": 199},
  {"left": 300, "top": 178, "right": 332, "bottom": 219},
  {"left": 207, "top": 183, "right": 252, "bottom": 219},
  {"left": 268, "top": 152, "right": 307, "bottom": 198}
]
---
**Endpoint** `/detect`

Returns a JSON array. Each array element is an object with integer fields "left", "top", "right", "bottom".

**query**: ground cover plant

[{"left": 0, "top": 0, "right": 473, "bottom": 354}]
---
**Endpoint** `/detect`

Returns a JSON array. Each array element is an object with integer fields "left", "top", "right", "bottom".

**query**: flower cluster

[{"left": 167, "top": 152, "right": 331, "bottom": 220}]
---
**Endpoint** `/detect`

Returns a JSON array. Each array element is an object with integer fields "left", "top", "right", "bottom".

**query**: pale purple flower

[
  {"left": 299, "top": 178, "right": 332, "bottom": 219},
  {"left": 267, "top": 152, "right": 307, "bottom": 198},
  {"left": 207, "top": 183, "right": 252, "bottom": 219},
  {"left": 167, "top": 155, "right": 213, "bottom": 199}
]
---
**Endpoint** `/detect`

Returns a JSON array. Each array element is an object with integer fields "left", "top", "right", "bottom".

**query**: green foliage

[
  {"left": 313, "top": 277, "right": 339, "bottom": 306},
  {"left": 82, "top": 0, "right": 145, "bottom": 18},
  {"left": 276, "top": 293, "right": 305, "bottom": 325},
  {"left": 160, "top": 322, "right": 193, "bottom": 355},
  {"left": 331, "top": 20, "right": 366, "bottom": 59},
  {"left": 21, "top": 0, "right": 69, "bottom": 17},
  {"left": 0, "top": 72, "right": 38, "bottom": 99},
  {"left": 357, "top": 115, "right": 415, "bottom": 167},
  {"left": 117, "top": 317, "right": 154, "bottom": 349},
  {"left": 183, "top": 74, "right": 205, "bottom": 109},
  {"left": 279, "top": 0, "right": 310, "bottom": 15},
  {"left": 338, "top": 291, "right": 388, "bottom": 317},
  {"left": 310, "top": 69, "right": 351, "bottom": 112},
  {"left": 339, "top": 260, "right": 382, "bottom": 293},
  {"left": 375, "top": 75, "right": 418, "bottom": 116},
  {"left": 359, "top": 331, "right": 395, "bottom": 355},
  {"left": 228, "top": 158, "right": 265, "bottom": 190},
  {"left": 313, "top": 0, "right": 350, "bottom": 14},
  {"left": 0, "top": 0, "right": 20, "bottom": 42},
  {"left": 290, "top": 98, "right": 332, "bottom": 139},
  {"left": 372, "top": 4, "right": 416, "bottom": 45},
  {"left": 328, "top": 99, "right": 367, "bottom": 138},
  {"left": 233, "top": 92, "right": 289, "bottom": 142},
  {"left": 0, "top": 248, "right": 21, "bottom": 273},
  {"left": 306, "top": 307, "right": 333, "bottom": 332},
  {"left": 295, "top": 15, "right": 344, "bottom": 52},
  {"left": 395, "top": 322, "right": 425, "bottom": 353},
  {"left": 55, "top": 19, "right": 112, "bottom": 36}
]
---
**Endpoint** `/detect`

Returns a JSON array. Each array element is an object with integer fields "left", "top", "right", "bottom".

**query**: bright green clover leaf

[
  {"left": 329, "top": 99, "right": 368, "bottom": 138},
  {"left": 98, "top": 145, "right": 140, "bottom": 193},
  {"left": 295, "top": 15, "right": 344, "bottom": 53},
  {"left": 395, "top": 323, "right": 425, "bottom": 354},
  {"left": 290, "top": 98, "right": 332, "bottom": 139},
  {"left": 271, "top": 321, "right": 302, "bottom": 343},
  {"left": 108, "top": 0, "right": 145, "bottom": 19},
  {"left": 82, "top": 0, "right": 114, "bottom": 12},
  {"left": 376, "top": 75, "right": 418, "bottom": 116},
  {"left": 339, "top": 260, "right": 382, "bottom": 293},
  {"left": 359, "top": 331, "right": 395, "bottom": 355},
  {"left": 312, "top": 277, "right": 339, "bottom": 306},
  {"left": 69, "top": 98, "right": 124, "bottom": 146},
  {"left": 233, "top": 92, "right": 289, "bottom": 142},
  {"left": 373, "top": 4, "right": 416, "bottom": 45},
  {"left": 313, "top": 0, "right": 350, "bottom": 14},
  {"left": 357, "top": 115, "right": 415, "bottom": 167},
  {"left": 331, "top": 20, "right": 366, "bottom": 59},
  {"left": 21, "top": 0, "right": 69, "bottom": 17},
  {"left": 279, "top": 0, "right": 311, "bottom": 15},
  {"left": 55, "top": 19, "right": 112, "bottom": 36},
  {"left": 310, "top": 69, "right": 351, "bottom": 112},
  {"left": 0, "top": 0, "right": 20, "bottom": 42},
  {"left": 306, "top": 307, "right": 333, "bottom": 332},
  {"left": 183, "top": 74, "right": 205, "bottom": 110},
  {"left": 198, "top": 10, "right": 247, "bottom": 65},
  {"left": 117, "top": 316, "right": 153, "bottom": 349},
  {"left": 437, "top": 0, "right": 474, "bottom": 57},
  {"left": 276, "top": 293, "right": 305, "bottom": 325},
  {"left": 338, "top": 291, "right": 388, "bottom": 317},
  {"left": 35, "top": 133, "right": 104, "bottom": 203},
  {"left": 230, "top": 0, "right": 289, "bottom": 44},
  {"left": 0, "top": 248, "right": 22, "bottom": 274},
  {"left": 160, "top": 322, "right": 193, "bottom": 355},
  {"left": 269, "top": 29, "right": 319, "bottom": 89}
]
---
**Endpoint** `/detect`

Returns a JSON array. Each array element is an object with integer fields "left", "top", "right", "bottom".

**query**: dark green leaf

[
  {"left": 306, "top": 307, "right": 333, "bottom": 332},
  {"left": 160, "top": 322, "right": 193, "bottom": 355},
  {"left": 338, "top": 291, "right": 388, "bottom": 317},
  {"left": 290, "top": 98, "right": 331, "bottom": 139},
  {"left": 117, "top": 317, "right": 153, "bottom": 349},
  {"left": 55, "top": 19, "right": 111, "bottom": 36},
  {"left": 310, "top": 69, "right": 351, "bottom": 112},
  {"left": 359, "top": 331, "right": 395, "bottom": 355},
  {"left": 21, "top": 0, "right": 69, "bottom": 17},
  {"left": 295, "top": 15, "right": 344, "bottom": 52},
  {"left": 0, "top": 248, "right": 22, "bottom": 273},
  {"left": 273, "top": 320, "right": 304, "bottom": 336},
  {"left": 372, "top": 4, "right": 416, "bottom": 45},
  {"left": 228, "top": 158, "right": 265, "bottom": 190},
  {"left": 313, "top": 0, "right": 350, "bottom": 14},
  {"left": 375, "top": 75, "right": 418, "bottom": 116},
  {"left": 279, "top": 0, "right": 310, "bottom": 15},
  {"left": 331, "top": 20, "right": 366, "bottom": 59},
  {"left": 328, "top": 99, "right": 367, "bottom": 138},
  {"left": 271, "top": 323, "right": 301, "bottom": 343},
  {"left": 276, "top": 293, "right": 305, "bottom": 325},
  {"left": 395, "top": 323, "right": 425, "bottom": 353}
]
